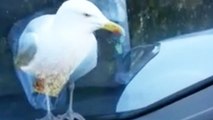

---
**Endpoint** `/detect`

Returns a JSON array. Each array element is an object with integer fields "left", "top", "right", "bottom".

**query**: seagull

[{"left": 11, "top": 0, "right": 124, "bottom": 119}]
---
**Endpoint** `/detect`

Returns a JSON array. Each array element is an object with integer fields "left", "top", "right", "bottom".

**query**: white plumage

[{"left": 13, "top": 0, "right": 124, "bottom": 119}]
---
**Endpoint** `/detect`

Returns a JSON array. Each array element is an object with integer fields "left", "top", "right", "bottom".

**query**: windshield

[{"left": 0, "top": 0, "right": 213, "bottom": 120}]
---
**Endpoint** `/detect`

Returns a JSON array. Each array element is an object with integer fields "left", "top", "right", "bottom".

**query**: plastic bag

[{"left": 7, "top": 0, "right": 131, "bottom": 119}]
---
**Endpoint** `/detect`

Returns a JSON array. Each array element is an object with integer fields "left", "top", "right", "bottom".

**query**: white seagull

[{"left": 12, "top": 0, "right": 124, "bottom": 119}]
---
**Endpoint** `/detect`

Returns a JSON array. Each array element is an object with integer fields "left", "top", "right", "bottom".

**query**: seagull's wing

[
  {"left": 14, "top": 15, "right": 56, "bottom": 68},
  {"left": 14, "top": 31, "right": 37, "bottom": 67}
]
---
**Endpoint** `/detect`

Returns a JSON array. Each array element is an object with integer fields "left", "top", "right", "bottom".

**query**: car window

[{"left": 0, "top": 0, "right": 213, "bottom": 120}]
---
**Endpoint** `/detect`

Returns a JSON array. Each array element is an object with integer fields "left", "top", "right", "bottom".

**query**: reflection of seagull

[{"left": 11, "top": 0, "right": 124, "bottom": 119}]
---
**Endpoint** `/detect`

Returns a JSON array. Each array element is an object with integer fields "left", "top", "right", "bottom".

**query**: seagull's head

[{"left": 56, "top": 0, "right": 125, "bottom": 35}]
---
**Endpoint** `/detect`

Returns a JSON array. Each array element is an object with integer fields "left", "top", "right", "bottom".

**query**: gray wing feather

[{"left": 15, "top": 32, "right": 37, "bottom": 67}]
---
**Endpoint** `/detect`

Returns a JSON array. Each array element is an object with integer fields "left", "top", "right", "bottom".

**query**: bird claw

[
  {"left": 57, "top": 112, "right": 85, "bottom": 120},
  {"left": 36, "top": 113, "right": 58, "bottom": 120}
]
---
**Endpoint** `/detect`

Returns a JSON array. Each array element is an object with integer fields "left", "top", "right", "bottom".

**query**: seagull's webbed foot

[
  {"left": 56, "top": 81, "right": 85, "bottom": 120},
  {"left": 36, "top": 112, "right": 58, "bottom": 120},
  {"left": 57, "top": 112, "right": 85, "bottom": 120}
]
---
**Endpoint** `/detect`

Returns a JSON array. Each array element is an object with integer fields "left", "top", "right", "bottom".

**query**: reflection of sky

[
  {"left": 117, "top": 29, "right": 213, "bottom": 112},
  {"left": 91, "top": 0, "right": 130, "bottom": 57},
  {"left": 91, "top": 0, "right": 126, "bottom": 22}
]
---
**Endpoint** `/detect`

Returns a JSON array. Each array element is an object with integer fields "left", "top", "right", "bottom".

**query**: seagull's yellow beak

[{"left": 102, "top": 21, "right": 125, "bottom": 36}]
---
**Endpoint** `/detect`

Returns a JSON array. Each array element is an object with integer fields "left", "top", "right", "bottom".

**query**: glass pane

[{"left": 1, "top": 0, "right": 213, "bottom": 120}]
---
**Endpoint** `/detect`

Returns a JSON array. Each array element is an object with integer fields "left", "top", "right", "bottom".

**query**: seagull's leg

[
  {"left": 36, "top": 94, "right": 58, "bottom": 120},
  {"left": 57, "top": 81, "right": 85, "bottom": 120}
]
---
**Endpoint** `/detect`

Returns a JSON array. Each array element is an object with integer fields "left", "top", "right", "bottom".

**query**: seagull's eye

[{"left": 83, "top": 13, "right": 92, "bottom": 17}]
